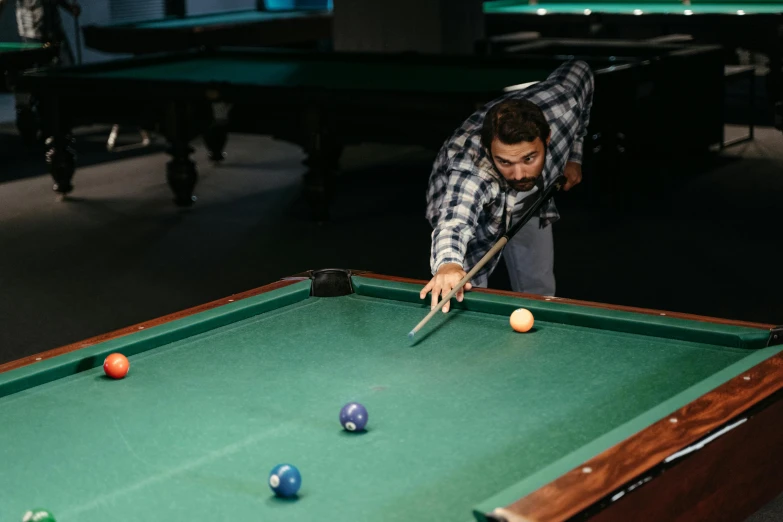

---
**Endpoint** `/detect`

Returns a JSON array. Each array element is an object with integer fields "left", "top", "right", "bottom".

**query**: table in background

[
  {"left": 82, "top": 9, "right": 333, "bottom": 54},
  {"left": 483, "top": 1, "right": 783, "bottom": 105},
  {"left": 0, "top": 42, "right": 58, "bottom": 142},
  {"left": 489, "top": 37, "right": 724, "bottom": 147},
  {"left": 0, "top": 269, "right": 781, "bottom": 521},
  {"left": 486, "top": 37, "right": 725, "bottom": 205},
  {"left": 16, "top": 48, "right": 647, "bottom": 217}
]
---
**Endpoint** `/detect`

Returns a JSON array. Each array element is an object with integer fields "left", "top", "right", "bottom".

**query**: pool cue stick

[
  {"left": 73, "top": 13, "right": 82, "bottom": 64},
  {"left": 408, "top": 175, "right": 566, "bottom": 340}
]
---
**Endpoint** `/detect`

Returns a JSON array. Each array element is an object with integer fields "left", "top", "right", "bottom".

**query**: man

[{"left": 420, "top": 60, "right": 594, "bottom": 312}]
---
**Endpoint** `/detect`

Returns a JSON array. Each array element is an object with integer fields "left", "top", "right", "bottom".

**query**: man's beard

[{"left": 509, "top": 177, "right": 539, "bottom": 192}]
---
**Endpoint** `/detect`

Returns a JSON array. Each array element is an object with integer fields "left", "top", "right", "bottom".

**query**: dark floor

[{"left": 0, "top": 113, "right": 782, "bottom": 519}]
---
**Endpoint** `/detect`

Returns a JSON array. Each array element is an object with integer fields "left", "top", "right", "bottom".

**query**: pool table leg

[
  {"left": 166, "top": 145, "right": 198, "bottom": 207},
  {"left": 163, "top": 102, "right": 201, "bottom": 207},
  {"left": 40, "top": 97, "right": 76, "bottom": 198},
  {"left": 46, "top": 134, "right": 77, "bottom": 197}
]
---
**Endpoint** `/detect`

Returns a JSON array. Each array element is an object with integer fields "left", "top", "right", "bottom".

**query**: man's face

[{"left": 490, "top": 135, "right": 550, "bottom": 192}]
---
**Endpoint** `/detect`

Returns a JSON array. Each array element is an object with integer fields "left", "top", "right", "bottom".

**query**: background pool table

[
  {"left": 16, "top": 47, "right": 650, "bottom": 216},
  {"left": 82, "top": 9, "right": 333, "bottom": 54},
  {"left": 0, "top": 269, "right": 781, "bottom": 521},
  {"left": 487, "top": 38, "right": 725, "bottom": 152},
  {"left": 0, "top": 42, "right": 57, "bottom": 90},
  {"left": 483, "top": 1, "right": 783, "bottom": 104}
]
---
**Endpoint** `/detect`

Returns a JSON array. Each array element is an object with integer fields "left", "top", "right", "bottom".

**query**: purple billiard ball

[{"left": 340, "top": 402, "right": 368, "bottom": 432}]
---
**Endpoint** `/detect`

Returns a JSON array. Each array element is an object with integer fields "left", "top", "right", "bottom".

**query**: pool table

[
  {"left": 0, "top": 42, "right": 57, "bottom": 90},
  {"left": 15, "top": 47, "right": 645, "bottom": 216},
  {"left": 1, "top": 269, "right": 781, "bottom": 521},
  {"left": 483, "top": 1, "right": 783, "bottom": 103},
  {"left": 82, "top": 9, "right": 333, "bottom": 54},
  {"left": 0, "top": 42, "right": 58, "bottom": 141}
]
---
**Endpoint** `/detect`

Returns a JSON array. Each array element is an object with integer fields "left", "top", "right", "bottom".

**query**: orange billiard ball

[
  {"left": 103, "top": 353, "right": 129, "bottom": 379},
  {"left": 510, "top": 308, "right": 534, "bottom": 333}
]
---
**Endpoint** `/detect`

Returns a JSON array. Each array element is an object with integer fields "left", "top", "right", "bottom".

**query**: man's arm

[
  {"left": 546, "top": 60, "right": 594, "bottom": 191},
  {"left": 421, "top": 170, "right": 491, "bottom": 313},
  {"left": 565, "top": 61, "right": 594, "bottom": 166},
  {"left": 564, "top": 66, "right": 592, "bottom": 191}
]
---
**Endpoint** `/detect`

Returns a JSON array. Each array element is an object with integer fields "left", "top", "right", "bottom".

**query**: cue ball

[
  {"left": 340, "top": 402, "right": 368, "bottom": 432},
  {"left": 510, "top": 308, "right": 534, "bottom": 333},
  {"left": 22, "top": 509, "right": 56, "bottom": 522},
  {"left": 103, "top": 353, "right": 129, "bottom": 379},
  {"left": 269, "top": 463, "right": 301, "bottom": 497}
]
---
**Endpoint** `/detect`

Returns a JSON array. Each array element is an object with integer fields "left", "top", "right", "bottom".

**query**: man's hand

[
  {"left": 563, "top": 161, "right": 582, "bottom": 191},
  {"left": 419, "top": 263, "right": 473, "bottom": 313}
]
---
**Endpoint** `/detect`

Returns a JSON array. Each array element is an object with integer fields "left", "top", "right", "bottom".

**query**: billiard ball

[
  {"left": 340, "top": 402, "right": 368, "bottom": 432},
  {"left": 269, "top": 463, "right": 301, "bottom": 497},
  {"left": 103, "top": 353, "right": 129, "bottom": 379},
  {"left": 510, "top": 308, "right": 534, "bottom": 333},
  {"left": 22, "top": 509, "right": 56, "bottom": 522}
]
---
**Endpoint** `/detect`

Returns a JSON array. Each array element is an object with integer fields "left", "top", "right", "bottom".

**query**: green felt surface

[
  {"left": 0, "top": 42, "right": 47, "bottom": 53},
  {"left": 118, "top": 10, "right": 323, "bottom": 30},
  {"left": 0, "top": 277, "right": 779, "bottom": 521},
  {"left": 83, "top": 57, "right": 553, "bottom": 93},
  {"left": 484, "top": 1, "right": 783, "bottom": 14}
]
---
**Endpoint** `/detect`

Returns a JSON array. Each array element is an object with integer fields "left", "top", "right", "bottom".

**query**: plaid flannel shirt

[{"left": 426, "top": 60, "right": 594, "bottom": 287}]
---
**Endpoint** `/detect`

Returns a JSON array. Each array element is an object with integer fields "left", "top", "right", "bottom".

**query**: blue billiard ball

[
  {"left": 269, "top": 463, "right": 301, "bottom": 497},
  {"left": 340, "top": 402, "right": 368, "bottom": 432}
]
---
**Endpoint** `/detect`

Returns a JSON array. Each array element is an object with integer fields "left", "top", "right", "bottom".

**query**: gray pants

[{"left": 503, "top": 217, "right": 556, "bottom": 296}]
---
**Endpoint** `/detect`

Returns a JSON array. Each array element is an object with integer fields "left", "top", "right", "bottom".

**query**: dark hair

[{"left": 481, "top": 99, "right": 550, "bottom": 151}]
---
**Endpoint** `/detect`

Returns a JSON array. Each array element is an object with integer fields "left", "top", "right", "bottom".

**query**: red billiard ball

[{"left": 103, "top": 353, "right": 129, "bottom": 379}]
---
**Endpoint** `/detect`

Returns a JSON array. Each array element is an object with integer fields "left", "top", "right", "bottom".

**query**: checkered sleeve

[
  {"left": 430, "top": 170, "right": 493, "bottom": 275},
  {"left": 562, "top": 61, "right": 594, "bottom": 164}
]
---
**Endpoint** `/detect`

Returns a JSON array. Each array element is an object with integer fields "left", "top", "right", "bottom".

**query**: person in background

[
  {"left": 0, "top": 0, "right": 80, "bottom": 139},
  {"left": 5, "top": 0, "right": 81, "bottom": 64}
]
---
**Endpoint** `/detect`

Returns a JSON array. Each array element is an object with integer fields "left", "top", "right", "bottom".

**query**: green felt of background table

[
  {"left": 81, "top": 56, "right": 554, "bottom": 93},
  {"left": 484, "top": 1, "right": 783, "bottom": 14},
  {"left": 0, "top": 43, "right": 48, "bottom": 53},
  {"left": 111, "top": 10, "right": 325, "bottom": 30},
  {"left": 0, "top": 277, "right": 779, "bottom": 521}
]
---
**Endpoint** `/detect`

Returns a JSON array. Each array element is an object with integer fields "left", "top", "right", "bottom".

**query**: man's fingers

[
  {"left": 420, "top": 279, "right": 434, "bottom": 299},
  {"left": 430, "top": 281, "right": 441, "bottom": 309},
  {"left": 440, "top": 283, "right": 452, "bottom": 313},
  {"left": 428, "top": 274, "right": 471, "bottom": 312}
]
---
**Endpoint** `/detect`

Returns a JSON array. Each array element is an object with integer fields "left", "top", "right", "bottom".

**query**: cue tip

[{"left": 407, "top": 331, "right": 415, "bottom": 341}]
